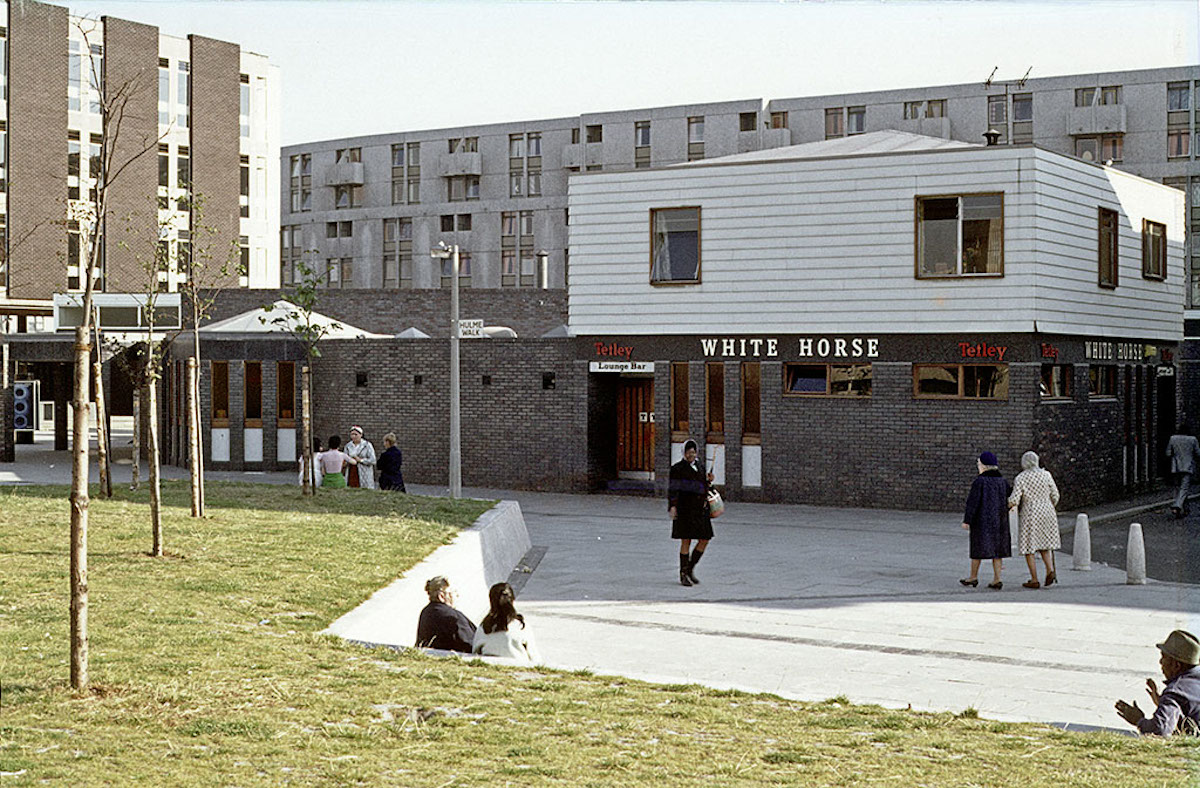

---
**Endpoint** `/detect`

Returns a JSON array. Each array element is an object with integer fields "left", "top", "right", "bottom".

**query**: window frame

[
  {"left": 670, "top": 361, "right": 689, "bottom": 441},
  {"left": 705, "top": 361, "right": 724, "bottom": 444},
  {"left": 913, "top": 363, "right": 1009, "bottom": 400},
  {"left": 648, "top": 206, "right": 701, "bottom": 286},
  {"left": 276, "top": 361, "right": 296, "bottom": 426},
  {"left": 1142, "top": 219, "right": 1167, "bottom": 281},
  {"left": 1088, "top": 364, "right": 1117, "bottom": 398},
  {"left": 210, "top": 360, "right": 230, "bottom": 426},
  {"left": 782, "top": 363, "right": 873, "bottom": 398},
  {"left": 913, "top": 192, "right": 1005, "bottom": 279},
  {"left": 1098, "top": 207, "right": 1120, "bottom": 289},
  {"left": 741, "top": 361, "right": 761, "bottom": 444},
  {"left": 1040, "top": 363, "right": 1073, "bottom": 400},
  {"left": 243, "top": 360, "right": 263, "bottom": 427}
]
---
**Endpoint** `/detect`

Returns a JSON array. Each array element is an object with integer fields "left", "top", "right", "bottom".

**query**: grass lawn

[{"left": 1, "top": 481, "right": 1196, "bottom": 786}]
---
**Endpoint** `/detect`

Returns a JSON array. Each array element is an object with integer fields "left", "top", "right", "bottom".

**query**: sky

[{"left": 68, "top": 0, "right": 1200, "bottom": 146}]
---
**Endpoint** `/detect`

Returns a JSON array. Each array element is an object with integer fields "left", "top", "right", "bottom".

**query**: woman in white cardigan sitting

[{"left": 472, "top": 582, "right": 541, "bottom": 664}]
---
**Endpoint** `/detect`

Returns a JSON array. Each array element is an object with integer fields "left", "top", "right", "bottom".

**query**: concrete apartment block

[
  {"left": 280, "top": 98, "right": 767, "bottom": 294},
  {"left": 287, "top": 66, "right": 1200, "bottom": 315}
]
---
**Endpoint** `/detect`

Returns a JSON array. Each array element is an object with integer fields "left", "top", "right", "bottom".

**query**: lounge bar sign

[{"left": 590, "top": 361, "right": 653, "bottom": 373}]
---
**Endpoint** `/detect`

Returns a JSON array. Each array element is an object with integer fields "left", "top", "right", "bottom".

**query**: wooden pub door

[{"left": 616, "top": 377, "right": 655, "bottom": 479}]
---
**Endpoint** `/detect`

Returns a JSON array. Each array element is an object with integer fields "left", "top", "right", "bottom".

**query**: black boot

[
  {"left": 679, "top": 553, "right": 693, "bottom": 586},
  {"left": 688, "top": 549, "right": 705, "bottom": 584}
]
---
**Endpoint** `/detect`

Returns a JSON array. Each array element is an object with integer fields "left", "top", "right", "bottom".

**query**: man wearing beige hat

[{"left": 1115, "top": 629, "right": 1200, "bottom": 736}]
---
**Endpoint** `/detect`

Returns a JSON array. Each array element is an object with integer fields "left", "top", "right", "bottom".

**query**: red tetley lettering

[
  {"left": 594, "top": 342, "right": 633, "bottom": 359},
  {"left": 958, "top": 341, "right": 1008, "bottom": 362}
]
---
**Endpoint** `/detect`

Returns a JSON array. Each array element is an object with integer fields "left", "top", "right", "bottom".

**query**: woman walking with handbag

[{"left": 668, "top": 439, "right": 715, "bottom": 587}]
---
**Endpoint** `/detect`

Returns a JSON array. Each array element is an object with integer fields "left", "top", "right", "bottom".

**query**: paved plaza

[{"left": 5, "top": 429, "right": 1198, "bottom": 732}]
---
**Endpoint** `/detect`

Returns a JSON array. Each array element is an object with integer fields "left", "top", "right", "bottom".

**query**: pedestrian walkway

[
  {"left": 451, "top": 489, "right": 1198, "bottom": 732},
  {"left": 3, "top": 439, "right": 1196, "bottom": 730}
]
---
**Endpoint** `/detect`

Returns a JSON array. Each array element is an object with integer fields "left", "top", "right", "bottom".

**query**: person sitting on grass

[
  {"left": 415, "top": 576, "right": 476, "bottom": 653},
  {"left": 472, "top": 582, "right": 541, "bottom": 664},
  {"left": 1115, "top": 629, "right": 1200, "bottom": 736}
]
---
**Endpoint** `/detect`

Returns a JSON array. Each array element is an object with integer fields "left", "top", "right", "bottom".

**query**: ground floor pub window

[
  {"left": 1040, "top": 364, "right": 1072, "bottom": 399},
  {"left": 914, "top": 364, "right": 1008, "bottom": 399},
  {"left": 742, "top": 362, "right": 761, "bottom": 443},
  {"left": 706, "top": 361, "right": 724, "bottom": 442},
  {"left": 783, "top": 363, "right": 873, "bottom": 396},
  {"left": 671, "top": 361, "right": 689, "bottom": 440},
  {"left": 1089, "top": 365, "right": 1117, "bottom": 397}
]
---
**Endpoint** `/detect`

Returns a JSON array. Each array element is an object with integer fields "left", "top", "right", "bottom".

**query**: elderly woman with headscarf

[
  {"left": 668, "top": 439, "right": 715, "bottom": 587},
  {"left": 960, "top": 451, "right": 1012, "bottom": 590},
  {"left": 343, "top": 425, "right": 377, "bottom": 489},
  {"left": 1008, "top": 450, "right": 1061, "bottom": 589}
]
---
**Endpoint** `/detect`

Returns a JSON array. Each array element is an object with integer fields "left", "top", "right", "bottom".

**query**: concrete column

[{"left": 53, "top": 363, "right": 68, "bottom": 451}]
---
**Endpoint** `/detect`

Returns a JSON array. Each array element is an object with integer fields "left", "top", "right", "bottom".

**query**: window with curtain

[{"left": 650, "top": 207, "right": 700, "bottom": 284}]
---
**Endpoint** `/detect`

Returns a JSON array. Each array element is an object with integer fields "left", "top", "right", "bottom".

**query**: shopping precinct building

[{"left": 184, "top": 132, "right": 1184, "bottom": 511}]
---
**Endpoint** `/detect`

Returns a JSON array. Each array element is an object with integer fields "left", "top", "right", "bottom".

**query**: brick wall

[
  {"left": 102, "top": 16, "right": 160, "bottom": 293},
  {"left": 309, "top": 338, "right": 587, "bottom": 491},
  {"left": 189, "top": 35, "right": 241, "bottom": 289},
  {"left": 8, "top": 0, "right": 68, "bottom": 299},
  {"left": 203, "top": 287, "right": 568, "bottom": 340}
]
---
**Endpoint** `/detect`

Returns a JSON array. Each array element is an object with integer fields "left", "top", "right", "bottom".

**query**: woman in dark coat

[
  {"left": 377, "top": 432, "right": 406, "bottom": 492},
  {"left": 668, "top": 439, "right": 715, "bottom": 587},
  {"left": 960, "top": 451, "right": 1012, "bottom": 590}
]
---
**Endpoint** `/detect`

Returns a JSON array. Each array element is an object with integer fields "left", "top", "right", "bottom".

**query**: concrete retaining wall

[{"left": 323, "top": 499, "right": 531, "bottom": 649}]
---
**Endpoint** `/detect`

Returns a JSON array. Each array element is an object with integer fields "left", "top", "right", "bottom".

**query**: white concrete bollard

[
  {"left": 1072, "top": 513, "right": 1092, "bottom": 571},
  {"left": 1126, "top": 522, "right": 1147, "bottom": 585}
]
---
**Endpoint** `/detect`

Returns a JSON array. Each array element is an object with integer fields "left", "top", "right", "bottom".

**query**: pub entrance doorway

[{"left": 616, "top": 376, "right": 655, "bottom": 479}]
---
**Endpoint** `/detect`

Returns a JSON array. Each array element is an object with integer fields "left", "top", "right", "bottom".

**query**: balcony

[
  {"left": 561, "top": 143, "right": 583, "bottom": 169},
  {"left": 1067, "top": 104, "right": 1127, "bottom": 136},
  {"left": 438, "top": 151, "right": 482, "bottom": 177},
  {"left": 897, "top": 116, "right": 951, "bottom": 139},
  {"left": 761, "top": 127, "right": 791, "bottom": 149},
  {"left": 323, "top": 161, "right": 364, "bottom": 186}
]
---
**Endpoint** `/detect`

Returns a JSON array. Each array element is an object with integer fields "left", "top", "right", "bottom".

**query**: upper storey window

[
  {"left": 915, "top": 194, "right": 1004, "bottom": 278},
  {"left": 650, "top": 207, "right": 700, "bottom": 285}
]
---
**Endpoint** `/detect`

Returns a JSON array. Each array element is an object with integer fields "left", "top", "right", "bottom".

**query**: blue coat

[
  {"left": 964, "top": 469, "right": 1012, "bottom": 559},
  {"left": 378, "top": 445, "right": 405, "bottom": 491}
]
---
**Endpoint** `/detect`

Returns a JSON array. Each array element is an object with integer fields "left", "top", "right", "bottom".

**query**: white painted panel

[
  {"left": 244, "top": 428, "right": 264, "bottom": 463},
  {"left": 742, "top": 445, "right": 762, "bottom": 488},
  {"left": 567, "top": 145, "right": 1182, "bottom": 341},
  {"left": 211, "top": 428, "right": 230, "bottom": 462},
  {"left": 671, "top": 441, "right": 686, "bottom": 464},
  {"left": 705, "top": 444, "right": 726, "bottom": 486},
  {"left": 277, "top": 428, "right": 296, "bottom": 463}
]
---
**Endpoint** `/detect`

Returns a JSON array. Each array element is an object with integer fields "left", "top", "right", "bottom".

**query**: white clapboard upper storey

[{"left": 567, "top": 131, "right": 1185, "bottom": 341}]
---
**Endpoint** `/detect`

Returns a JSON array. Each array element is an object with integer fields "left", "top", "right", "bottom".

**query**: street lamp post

[{"left": 430, "top": 242, "right": 462, "bottom": 498}]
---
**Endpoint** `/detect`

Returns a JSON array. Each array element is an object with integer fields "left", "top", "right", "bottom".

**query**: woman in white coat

[
  {"left": 343, "top": 425, "right": 377, "bottom": 489},
  {"left": 472, "top": 582, "right": 541, "bottom": 664},
  {"left": 1008, "top": 450, "right": 1061, "bottom": 589}
]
